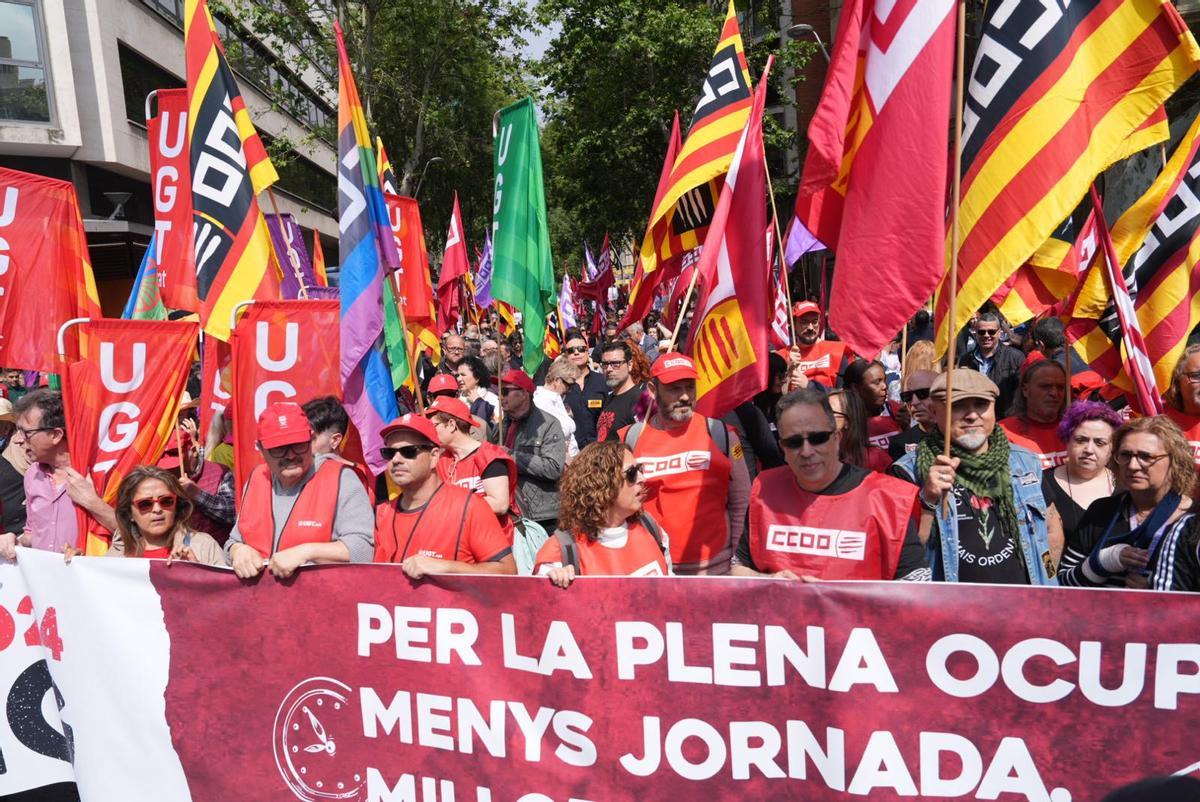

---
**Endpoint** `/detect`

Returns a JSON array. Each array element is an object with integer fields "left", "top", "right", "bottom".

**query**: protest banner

[
  {"left": 9, "top": 548, "right": 1200, "bottom": 801},
  {"left": 228, "top": 300, "right": 341, "bottom": 501}
]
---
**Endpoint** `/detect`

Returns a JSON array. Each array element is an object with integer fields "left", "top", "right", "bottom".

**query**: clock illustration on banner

[{"left": 273, "top": 677, "right": 363, "bottom": 802}]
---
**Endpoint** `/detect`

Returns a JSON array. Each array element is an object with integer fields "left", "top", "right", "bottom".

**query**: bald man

[{"left": 888, "top": 370, "right": 938, "bottom": 461}]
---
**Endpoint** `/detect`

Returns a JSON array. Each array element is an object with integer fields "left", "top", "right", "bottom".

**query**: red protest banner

[
  {"left": 0, "top": 167, "right": 102, "bottom": 372},
  {"left": 229, "top": 300, "right": 341, "bottom": 500},
  {"left": 147, "top": 88, "right": 197, "bottom": 313},
  {"left": 17, "top": 556, "right": 1200, "bottom": 801},
  {"left": 62, "top": 319, "right": 198, "bottom": 553}
]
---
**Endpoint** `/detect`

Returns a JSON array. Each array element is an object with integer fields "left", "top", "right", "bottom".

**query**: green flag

[
  {"left": 382, "top": 277, "right": 410, "bottom": 391},
  {"left": 491, "top": 97, "right": 554, "bottom": 376}
]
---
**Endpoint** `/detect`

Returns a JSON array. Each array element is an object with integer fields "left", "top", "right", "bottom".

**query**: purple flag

[
  {"left": 558, "top": 274, "right": 577, "bottom": 331},
  {"left": 473, "top": 234, "right": 494, "bottom": 308},
  {"left": 784, "top": 214, "right": 826, "bottom": 266},
  {"left": 265, "top": 213, "right": 317, "bottom": 299},
  {"left": 583, "top": 241, "right": 597, "bottom": 280}
]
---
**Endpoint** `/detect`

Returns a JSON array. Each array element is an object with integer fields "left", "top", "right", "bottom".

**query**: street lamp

[
  {"left": 786, "top": 23, "right": 830, "bottom": 63},
  {"left": 414, "top": 156, "right": 444, "bottom": 200}
]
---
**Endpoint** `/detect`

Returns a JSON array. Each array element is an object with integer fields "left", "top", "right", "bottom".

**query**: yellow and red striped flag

[
  {"left": 934, "top": 0, "right": 1200, "bottom": 354},
  {"left": 992, "top": 209, "right": 1099, "bottom": 325},
  {"left": 185, "top": 0, "right": 281, "bottom": 340},
  {"left": 632, "top": 1, "right": 750, "bottom": 327}
]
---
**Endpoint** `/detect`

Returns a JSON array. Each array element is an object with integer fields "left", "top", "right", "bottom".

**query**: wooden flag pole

[
  {"left": 666, "top": 266, "right": 701, "bottom": 354},
  {"left": 763, "top": 157, "right": 798, "bottom": 347},
  {"left": 943, "top": 0, "right": 967, "bottom": 458},
  {"left": 265, "top": 188, "right": 310, "bottom": 299}
]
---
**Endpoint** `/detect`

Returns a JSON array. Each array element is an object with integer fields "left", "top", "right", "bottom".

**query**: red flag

[
  {"left": 199, "top": 337, "right": 232, "bottom": 439},
  {"left": 0, "top": 167, "right": 102, "bottom": 372},
  {"left": 622, "top": 112, "right": 683, "bottom": 330},
  {"left": 769, "top": 236, "right": 791, "bottom": 350},
  {"left": 147, "top": 88, "right": 197, "bottom": 313},
  {"left": 229, "top": 300, "right": 342, "bottom": 505},
  {"left": 385, "top": 194, "right": 435, "bottom": 322},
  {"left": 436, "top": 192, "right": 470, "bottom": 334},
  {"left": 577, "top": 233, "right": 615, "bottom": 302},
  {"left": 793, "top": 0, "right": 954, "bottom": 358},
  {"left": 684, "top": 58, "right": 773, "bottom": 418},
  {"left": 62, "top": 319, "right": 198, "bottom": 553}
]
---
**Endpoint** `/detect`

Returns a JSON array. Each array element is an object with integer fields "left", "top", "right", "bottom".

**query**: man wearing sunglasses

[
  {"left": 0, "top": 389, "right": 117, "bottom": 559},
  {"left": 733, "top": 388, "right": 927, "bottom": 581},
  {"left": 562, "top": 331, "right": 606, "bottom": 447},
  {"left": 957, "top": 311, "right": 1022, "bottom": 417},
  {"left": 619, "top": 354, "right": 749, "bottom": 575},
  {"left": 374, "top": 413, "right": 515, "bottom": 577},
  {"left": 891, "top": 369, "right": 1057, "bottom": 585},
  {"left": 888, "top": 370, "right": 938, "bottom": 461},
  {"left": 226, "top": 402, "right": 374, "bottom": 580},
  {"left": 779, "top": 301, "right": 851, "bottom": 390}
]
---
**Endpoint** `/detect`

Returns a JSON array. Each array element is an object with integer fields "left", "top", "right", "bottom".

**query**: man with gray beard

[
  {"left": 617, "top": 354, "right": 750, "bottom": 575},
  {"left": 890, "top": 369, "right": 1057, "bottom": 585}
]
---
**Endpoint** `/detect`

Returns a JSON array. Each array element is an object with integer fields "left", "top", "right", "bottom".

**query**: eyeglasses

[
  {"left": 265, "top": 442, "right": 309, "bottom": 459},
  {"left": 623, "top": 464, "right": 643, "bottom": 484},
  {"left": 1184, "top": 371, "right": 1200, "bottom": 384},
  {"left": 601, "top": 360, "right": 627, "bottom": 369},
  {"left": 133, "top": 495, "right": 177, "bottom": 514},
  {"left": 15, "top": 426, "right": 54, "bottom": 440},
  {"left": 1115, "top": 450, "right": 1168, "bottom": 467},
  {"left": 565, "top": 346, "right": 589, "bottom": 355},
  {"left": 380, "top": 444, "right": 435, "bottom": 461},
  {"left": 779, "top": 431, "right": 836, "bottom": 450},
  {"left": 976, "top": 329, "right": 999, "bottom": 339},
  {"left": 900, "top": 388, "right": 931, "bottom": 403},
  {"left": 446, "top": 346, "right": 465, "bottom": 353}
]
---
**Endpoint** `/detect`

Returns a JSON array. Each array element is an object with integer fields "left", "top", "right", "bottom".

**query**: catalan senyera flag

[
  {"left": 622, "top": 111, "right": 682, "bottom": 330},
  {"left": 635, "top": 2, "right": 751, "bottom": 321},
  {"left": 992, "top": 209, "right": 1099, "bottom": 325},
  {"left": 0, "top": 167, "right": 102, "bottom": 372},
  {"left": 1066, "top": 112, "right": 1200, "bottom": 400},
  {"left": 313, "top": 227, "right": 329, "bottom": 287},
  {"left": 684, "top": 57, "right": 772, "bottom": 419},
  {"left": 184, "top": 0, "right": 280, "bottom": 341},
  {"left": 63, "top": 319, "right": 198, "bottom": 553},
  {"left": 335, "top": 20, "right": 399, "bottom": 475},
  {"left": 795, "top": 0, "right": 954, "bottom": 359},
  {"left": 934, "top": 0, "right": 1200, "bottom": 354}
]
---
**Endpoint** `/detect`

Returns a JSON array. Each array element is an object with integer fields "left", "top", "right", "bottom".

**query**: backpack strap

[
  {"left": 622, "top": 420, "right": 646, "bottom": 450},
  {"left": 706, "top": 417, "right": 729, "bottom": 457},
  {"left": 638, "top": 512, "right": 667, "bottom": 555},
  {"left": 452, "top": 492, "right": 473, "bottom": 559},
  {"left": 553, "top": 529, "right": 581, "bottom": 573}
]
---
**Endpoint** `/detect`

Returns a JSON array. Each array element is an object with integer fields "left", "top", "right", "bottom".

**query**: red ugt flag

[
  {"left": 793, "top": 0, "right": 954, "bottom": 358},
  {"left": 436, "top": 192, "right": 470, "bottom": 334}
]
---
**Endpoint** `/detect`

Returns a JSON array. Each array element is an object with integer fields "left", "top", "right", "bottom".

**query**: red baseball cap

[
  {"left": 792, "top": 301, "right": 820, "bottom": 318},
  {"left": 157, "top": 429, "right": 193, "bottom": 470},
  {"left": 257, "top": 402, "right": 311, "bottom": 449},
  {"left": 500, "top": 369, "right": 534, "bottom": 394},
  {"left": 427, "top": 374, "right": 459, "bottom": 395},
  {"left": 425, "top": 396, "right": 474, "bottom": 427},
  {"left": 651, "top": 353, "right": 698, "bottom": 384},
  {"left": 380, "top": 412, "right": 440, "bottom": 445}
]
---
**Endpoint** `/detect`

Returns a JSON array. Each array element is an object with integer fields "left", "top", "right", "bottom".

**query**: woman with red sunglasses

[{"left": 105, "top": 466, "right": 224, "bottom": 565}]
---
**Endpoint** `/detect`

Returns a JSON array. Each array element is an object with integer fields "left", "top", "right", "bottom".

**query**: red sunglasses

[{"left": 133, "top": 495, "right": 177, "bottom": 514}]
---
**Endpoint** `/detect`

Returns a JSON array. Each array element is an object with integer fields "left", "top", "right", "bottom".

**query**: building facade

[{"left": 0, "top": 0, "right": 337, "bottom": 314}]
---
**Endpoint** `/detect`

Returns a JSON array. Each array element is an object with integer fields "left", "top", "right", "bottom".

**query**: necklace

[{"left": 1063, "top": 466, "right": 1113, "bottom": 509}]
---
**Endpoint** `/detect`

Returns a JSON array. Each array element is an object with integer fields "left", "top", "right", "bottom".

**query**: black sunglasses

[
  {"left": 265, "top": 442, "right": 309, "bottom": 459},
  {"left": 779, "top": 431, "right": 836, "bottom": 450},
  {"left": 565, "top": 346, "right": 589, "bottom": 355},
  {"left": 381, "top": 444, "right": 435, "bottom": 461},
  {"left": 623, "top": 464, "right": 642, "bottom": 484},
  {"left": 900, "top": 388, "right": 931, "bottom": 403}
]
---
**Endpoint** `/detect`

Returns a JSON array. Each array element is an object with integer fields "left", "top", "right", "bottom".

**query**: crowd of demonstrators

[{"left": 4, "top": 294, "right": 1200, "bottom": 596}]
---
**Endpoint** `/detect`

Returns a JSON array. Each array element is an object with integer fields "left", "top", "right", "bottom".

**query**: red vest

[
  {"left": 1166, "top": 407, "right": 1200, "bottom": 467},
  {"left": 777, "top": 341, "right": 848, "bottom": 387},
  {"left": 866, "top": 402, "right": 903, "bottom": 451},
  {"left": 623, "top": 415, "right": 732, "bottom": 570},
  {"left": 437, "top": 442, "right": 518, "bottom": 539},
  {"left": 748, "top": 466, "right": 917, "bottom": 580},
  {"left": 999, "top": 416, "right": 1067, "bottom": 469},
  {"left": 238, "top": 460, "right": 344, "bottom": 558}
]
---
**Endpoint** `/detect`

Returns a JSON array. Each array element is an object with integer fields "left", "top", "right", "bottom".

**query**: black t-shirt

[
  {"left": 949, "top": 484, "right": 1029, "bottom": 585},
  {"left": 887, "top": 425, "right": 927, "bottom": 462},
  {"left": 734, "top": 464, "right": 927, "bottom": 579},
  {"left": 598, "top": 384, "right": 645, "bottom": 442}
]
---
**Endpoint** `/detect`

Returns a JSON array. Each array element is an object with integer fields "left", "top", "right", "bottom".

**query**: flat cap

[{"left": 929, "top": 368, "right": 999, "bottom": 404}]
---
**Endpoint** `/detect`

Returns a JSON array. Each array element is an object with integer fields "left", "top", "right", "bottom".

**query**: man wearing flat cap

[{"left": 891, "top": 369, "right": 1058, "bottom": 585}]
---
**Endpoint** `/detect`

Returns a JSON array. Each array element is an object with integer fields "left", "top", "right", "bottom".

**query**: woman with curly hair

[
  {"left": 533, "top": 440, "right": 671, "bottom": 587},
  {"left": 1043, "top": 400, "right": 1122, "bottom": 551},
  {"left": 1058, "top": 416, "right": 1195, "bottom": 589}
]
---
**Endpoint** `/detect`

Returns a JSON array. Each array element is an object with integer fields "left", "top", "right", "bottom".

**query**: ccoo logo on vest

[
  {"left": 766, "top": 525, "right": 867, "bottom": 561},
  {"left": 637, "top": 450, "right": 712, "bottom": 479}
]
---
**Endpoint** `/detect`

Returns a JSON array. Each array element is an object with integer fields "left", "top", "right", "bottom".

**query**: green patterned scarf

[{"left": 916, "top": 425, "right": 1020, "bottom": 541}]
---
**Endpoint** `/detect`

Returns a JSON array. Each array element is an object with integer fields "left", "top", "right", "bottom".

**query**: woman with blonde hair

[
  {"left": 106, "top": 465, "right": 224, "bottom": 564},
  {"left": 1058, "top": 416, "right": 1194, "bottom": 589},
  {"left": 533, "top": 440, "right": 671, "bottom": 587},
  {"left": 901, "top": 340, "right": 939, "bottom": 385}
]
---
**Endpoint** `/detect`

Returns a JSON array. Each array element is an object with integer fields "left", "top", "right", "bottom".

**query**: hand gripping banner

[
  {"left": 229, "top": 300, "right": 341, "bottom": 501},
  {"left": 8, "top": 549, "right": 1200, "bottom": 801}
]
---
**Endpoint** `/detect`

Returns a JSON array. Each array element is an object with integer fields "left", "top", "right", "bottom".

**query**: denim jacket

[{"left": 893, "top": 445, "right": 1057, "bottom": 585}]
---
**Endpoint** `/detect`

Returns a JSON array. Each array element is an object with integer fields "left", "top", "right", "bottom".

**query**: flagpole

[
  {"left": 666, "top": 265, "right": 701, "bottom": 353},
  {"left": 394, "top": 277, "right": 426, "bottom": 413},
  {"left": 943, "top": 0, "right": 967, "bottom": 459},
  {"left": 763, "top": 157, "right": 798, "bottom": 347},
  {"left": 264, "top": 188, "right": 310, "bottom": 299}
]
